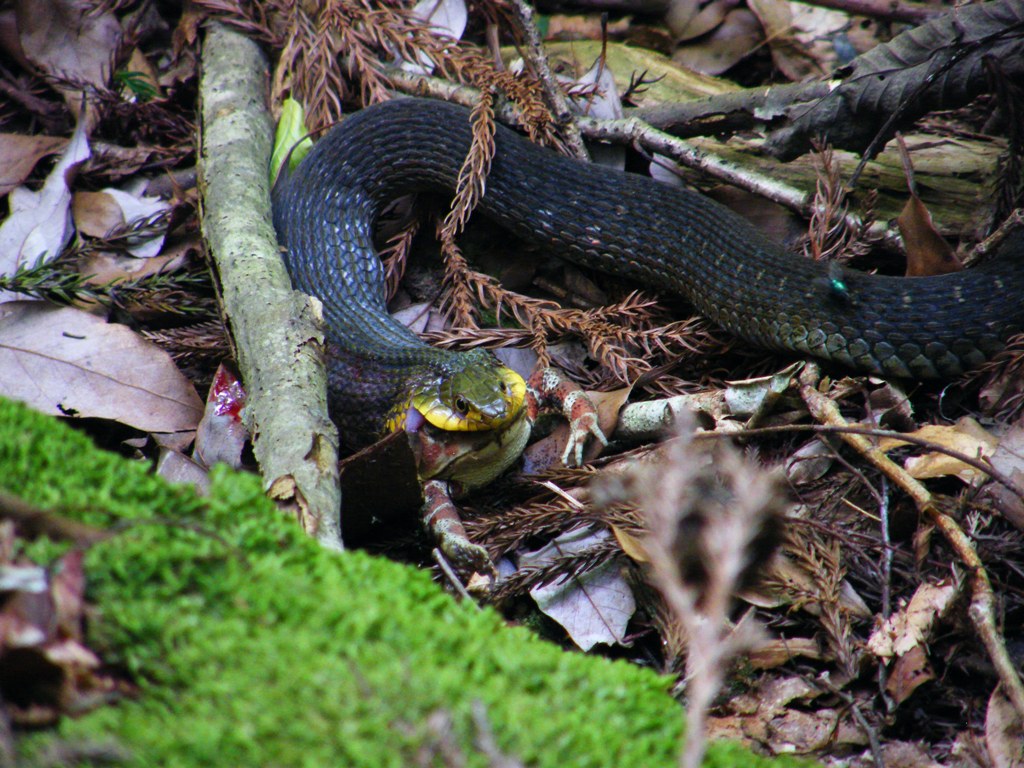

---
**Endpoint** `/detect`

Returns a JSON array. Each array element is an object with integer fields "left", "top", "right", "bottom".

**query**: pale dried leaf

[
  {"left": 985, "top": 685, "right": 1024, "bottom": 768},
  {"left": 0, "top": 119, "right": 90, "bottom": 300},
  {"left": 402, "top": 0, "right": 467, "bottom": 74},
  {"left": 981, "top": 422, "right": 1024, "bottom": 529},
  {"left": 723, "top": 361, "right": 800, "bottom": 419},
  {"left": 867, "top": 579, "right": 957, "bottom": 658},
  {"left": 879, "top": 417, "right": 998, "bottom": 484},
  {"left": 0, "top": 301, "right": 202, "bottom": 433},
  {"left": 788, "top": 2, "right": 860, "bottom": 73},
  {"left": 747, "top": 636, "right": 824, "bottom": 669},
  {"left": 785, "top": 438, "right": 834, "bottom": 485},
  {"left": 520, "top": 527, "right": 635, "bottom": 651},
  {"left": 156, "top": 449, "right": 210, "bottom": 494}
]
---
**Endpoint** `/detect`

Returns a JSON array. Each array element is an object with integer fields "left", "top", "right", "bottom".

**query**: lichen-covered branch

[{"left": 198, "top": 23, "right": 342, "bottom": 549}]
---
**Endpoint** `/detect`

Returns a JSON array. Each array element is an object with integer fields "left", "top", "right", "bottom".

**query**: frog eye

[
  {"left": 498, "top": 380, "right": 508, "bottom": 395},
  {"left": 454, "top": 395, "right": 469, "bottom": 415}
]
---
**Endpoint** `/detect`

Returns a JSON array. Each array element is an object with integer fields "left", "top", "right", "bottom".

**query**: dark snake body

[{"left": 273, "top": 98, "right": 1024, "bottom": 443}]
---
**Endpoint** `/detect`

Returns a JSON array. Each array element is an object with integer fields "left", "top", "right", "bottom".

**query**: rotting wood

[{"left": 198, "top": 23, "right": 342, "bottom": 550}]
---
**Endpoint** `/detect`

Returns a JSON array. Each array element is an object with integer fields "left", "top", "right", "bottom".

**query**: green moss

[{"left": 0, "top": 397, "right": 806, "bottom": 766}]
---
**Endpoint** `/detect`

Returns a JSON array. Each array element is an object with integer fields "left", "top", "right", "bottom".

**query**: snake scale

[{"left": 273, "top": 97, "right": 1024, "bottom": 446}]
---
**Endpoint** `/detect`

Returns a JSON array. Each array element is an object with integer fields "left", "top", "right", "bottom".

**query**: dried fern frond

[{"left": 197, "top": 0, "right": 553, "bottom": 139}]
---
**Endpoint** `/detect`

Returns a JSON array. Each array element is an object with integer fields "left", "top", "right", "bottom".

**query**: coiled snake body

[{"left": 273, "top": 98, "right": 1024, "bottom": 448}]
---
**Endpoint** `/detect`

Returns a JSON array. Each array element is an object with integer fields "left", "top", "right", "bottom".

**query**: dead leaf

[
  {"left": 0, "top": 119, "right": 90, "bottom": 299},
  {"left": 745, "top": 552, "right": 872, "bottom": 619},
  {"left": 981, "top": 422, "right": 1024, "bottom": 529},
  {"left": 72, "top": 186, "right": 169, "bottom": 258},
  {"left": 748, "top": 0, "right": 825, "bottom": 80},
  {"left": 985, "top": 684, "right": 1024, "bottom": 768},
  {"left": 788, "top": 3, "right": 861, "bottom": 73},
  {"left": 519, "top": 527, "right": 635, "bottom": 651},
  {"left": 546, "top": 14, "right": 632, "bottom": 41},
  {"left": 868, "top": 579, "right": 958, "bottom": 659},
  {"left": 156, "top": 449, "right": 210, "bottom": 494},
  {"left": 50, "top": 550, "right": 85, "bottom": 641},
  {"left": 785, "top": 438, "right": 834, "bottom": 485},
  {"left": 673, "top": 7, "right": 762, "bottom": 76},
  {"left": 711, "top": 676, "right": 868, "bottom": 754},
  {"left": 0, "top": 134, "right": 68, "bottom": 195},
  {"left": 0, "top": 301, "right": 202, "bottom": 433},
  {"left": 747, "top": 636, "right": 824, "bottom": 669},
  {"left": 668, "top": 0, "right": 734, "bottom": 42},
  {"left": 402, "top": 0, "right": 466, "bottom": 74},
  {"left": 14, "top": 0, "right": 123, "bottom": 123},
  {"left": 885, "top": 645, "right": 935, "bottom": 705},
  {"left": 77, "top": 245, "right": 194, "bottom": 286},
  {"left": 723, "top": 361, "right": 801, "bottom": 425},
  {"left": 897, "top": 194, "right": 962, "bottom": 276},
  {"left": 878, "top": 417, "right": 998, "bottom": 484},
  {"left": 122, "top": 47, "right": 161, "bottom": 101},
  {"left": 611, "top": 525, "right": 648, "bottom": 563}
]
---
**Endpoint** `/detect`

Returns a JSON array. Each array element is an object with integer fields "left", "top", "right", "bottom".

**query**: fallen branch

[{"left": 199, "top": 23, "right": 342, "bottom": 549}]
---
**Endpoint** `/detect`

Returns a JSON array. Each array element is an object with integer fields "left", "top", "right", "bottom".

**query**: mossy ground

[{"left": 2, "top": 397, "right": 805, "bottom": 766}]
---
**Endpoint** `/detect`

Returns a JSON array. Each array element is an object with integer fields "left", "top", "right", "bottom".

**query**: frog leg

[
  {"left": 526, "top": 367, "right": 608, "bottom": 466},
  {"left": 422, "top": 479, "right": 495, "bottom": 578}
]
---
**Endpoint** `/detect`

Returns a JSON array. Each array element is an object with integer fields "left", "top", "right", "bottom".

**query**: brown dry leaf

[
  {"left": 985, "top": 684, "right": 1024, "bottom": 768},
  {"left": 0, "top": 301, "right": 202, "bottom": 433},
  {"left": 72, "top": 190, "right": 124, "bottom": 239},
  {"left": 673, "top": 7, "right": 763, "bottom": 76},
  {"left": 885, "top": 645, "right": 935, "bottom": 705},
  {"left": 611, "top": 525, "right": 648, "bottom": 563},
  {"left": 868, "top": 579, "right": 957, "bottom": 659},
  {"left": 747, "top": 636, "right": 824, "bottom": 669},
  {"left": 897, "top": 194, "right": 962, "bottom": 276},
  {"left": 878, "top": 417, "right": 997, "bottom": 484},
  {"left": 14, "top": 0, "right": 123, "bottom": 122},
  {"left": 72, "top": 187, "right": 169, "bottom": 258},
  {"left": 77, "top": 247, "right": 194, "bottom": 286},
  {"left": 0, "top": 134, "right": 68, "bottom": 195},
  {"left": 546, "top": 14, "right": 632, "bottom": 41},
  {"left": 747, "top": 0, "right": 824, "bottom": 80}
]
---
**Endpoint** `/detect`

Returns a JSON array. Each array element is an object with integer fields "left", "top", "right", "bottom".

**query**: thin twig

[{"left": 505, "top": 0, "right": 589, "bottom": 161}]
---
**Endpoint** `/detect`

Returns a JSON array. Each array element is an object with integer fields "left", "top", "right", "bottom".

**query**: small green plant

[{"left": 114, "top": 69, "right": 158, "bottom": 102}]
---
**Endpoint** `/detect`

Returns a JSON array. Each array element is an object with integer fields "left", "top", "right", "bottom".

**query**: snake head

[{"left": 387, "top": 349, "right": 527, "bottom": 433}]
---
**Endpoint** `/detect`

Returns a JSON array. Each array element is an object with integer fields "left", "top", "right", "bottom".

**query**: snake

[{"left": 272, "top": 97, "right": 1024, "bottom": 458}]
